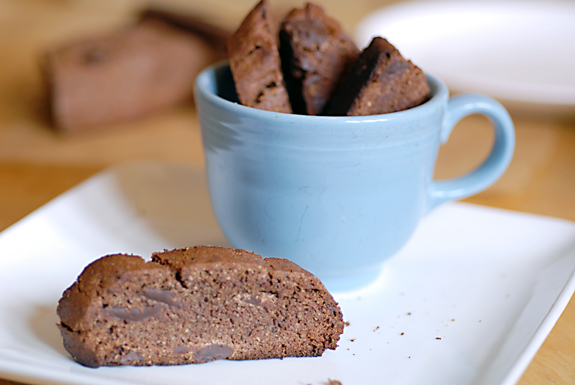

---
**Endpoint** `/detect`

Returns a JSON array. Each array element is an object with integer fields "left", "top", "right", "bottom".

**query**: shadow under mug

[{"left": 194, "top": 62, "right": 515, "bottom": 291}]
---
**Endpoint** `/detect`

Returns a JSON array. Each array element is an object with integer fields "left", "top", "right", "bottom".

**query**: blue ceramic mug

[{"left": 194, "top": 62, "right": 515, "bottom": 291}]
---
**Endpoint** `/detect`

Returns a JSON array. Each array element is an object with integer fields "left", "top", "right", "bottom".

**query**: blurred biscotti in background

[{"left": 42, "top": 8, "right": 230, "bottom": 134}]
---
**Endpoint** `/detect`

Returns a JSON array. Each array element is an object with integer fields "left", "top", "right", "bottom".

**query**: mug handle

[{"left": 427, "top": 94, "right": 515, "bottom": 211}]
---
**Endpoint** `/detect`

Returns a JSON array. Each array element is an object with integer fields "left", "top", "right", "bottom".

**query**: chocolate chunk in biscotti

[
  {"left": 226, "top": 0, "right": 292, "bottom": 113},
  {"left": 57, "top": 246, "right": 344, "bottom": 367},
  {"left": 42, "top": 19, "right": 216, "bottom": 133},
  {"left": 323, "top": 37, "right": 430, "bottom": 116},
  {"left": 279, "top": 3, "right": 359, "bottom": 115}
]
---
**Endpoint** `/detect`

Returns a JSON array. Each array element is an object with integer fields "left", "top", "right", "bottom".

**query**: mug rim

[{"left": 194, "top": 61, "right": 449, "bottom": 122}]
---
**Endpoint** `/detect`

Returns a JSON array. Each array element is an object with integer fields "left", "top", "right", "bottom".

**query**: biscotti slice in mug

[
  {"left": 226, "top": 0, "right": 292, "bottom": 113},
  {"left": 57, "top": 246, "right": 344, "bottom": 367},
  {"left": 324, "top": 37, "right": 430, "bottom": 116},
  {"left": 279, "top": 3, "right": 359, "bottom": 115}
]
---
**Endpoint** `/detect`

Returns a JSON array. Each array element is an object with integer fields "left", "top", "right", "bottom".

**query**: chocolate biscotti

[
  {"left": 324, "top": 37, "right": 430, "bottom": 116},
  {"left": 226, "top": 0, "right": 292, "bottom": 113},
  {"left": 43, "top": 19, "right": 215, "bottom": 133},
  {"left": 57, "top": 246, "right": 344, "bottom": 367},
  {"left": 279, "top": 3, "right": 359, "bottom": 115}
]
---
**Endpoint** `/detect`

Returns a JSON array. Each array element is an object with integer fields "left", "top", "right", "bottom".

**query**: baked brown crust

[
  {"left": 324, "top": 37, "right": 430, "bottom": 116},
  {"left": 279, "top": 3, "right": 359, "bottom": 115},
  {"left": 226, "top": 0, "right": 292, "bottom": 113},
  {"left": 43, "top": 20, "right": 215, "bottom": 132},
  {"left": 57, "top": 246, "right": 344, "bottom": 367}
]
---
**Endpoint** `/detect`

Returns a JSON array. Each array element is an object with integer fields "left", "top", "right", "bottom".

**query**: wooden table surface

[{"left": 1, "top": 0, "right": 574, "bottom": 384}]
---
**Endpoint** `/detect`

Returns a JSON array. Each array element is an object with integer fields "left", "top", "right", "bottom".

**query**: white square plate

[{"left": 1, "top": 162, "right": 575, "bottom": 385}]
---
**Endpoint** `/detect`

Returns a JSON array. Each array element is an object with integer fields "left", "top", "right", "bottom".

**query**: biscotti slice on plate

[
  {"left": 324, "top": 37, "right": 430, "bottom": 116},
  {"left": 279, "top": 3, "right": 359, "bottom": 115},
  {"left": 57, "top": 246, "right": 344, "bottom": 367},
  {"left": 226, "top": 0, "right": 292, "bottom": 113}
]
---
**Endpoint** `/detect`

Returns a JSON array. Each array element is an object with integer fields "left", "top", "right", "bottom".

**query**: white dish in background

[
  {"left": 1, "top": 162, "right": 575, "bottom": 385},
  {"left": 355, "top": 0, "right": 575, "bottom": 113}
]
